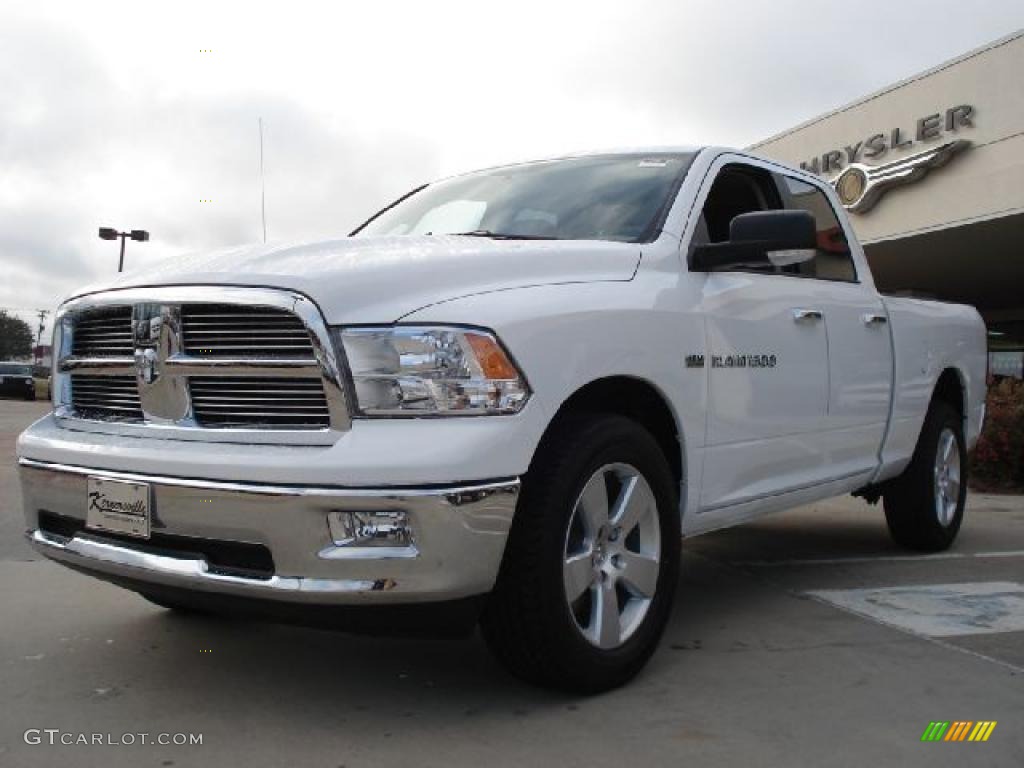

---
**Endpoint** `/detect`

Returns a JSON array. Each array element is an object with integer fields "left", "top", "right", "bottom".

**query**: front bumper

[{"left": 19, "top": 458, "right": 518, "bottom": 605}]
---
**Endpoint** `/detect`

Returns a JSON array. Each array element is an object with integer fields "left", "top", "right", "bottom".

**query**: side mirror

[{"left": 691, "top": 210, "right": 817, "bottom": 272}]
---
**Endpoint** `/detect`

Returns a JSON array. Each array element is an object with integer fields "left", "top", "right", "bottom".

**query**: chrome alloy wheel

[
  {"left": 933, "top": 427, "right": 961, "bottom": 527},
  {"left": 562, "top": 463, "right": 662, "bottom": 649}
]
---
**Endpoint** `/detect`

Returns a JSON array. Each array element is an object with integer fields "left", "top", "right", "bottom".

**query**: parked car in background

[
  {"left": 17, "top": 148, "right": 987, "bottom": 692},
  {"left": 0, "top": 362, "right": 36, "bottom": 400}
]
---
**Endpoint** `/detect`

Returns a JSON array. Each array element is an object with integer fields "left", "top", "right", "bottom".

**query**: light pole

[{"left": 99, "top": 227, "right": 149, "bottom": 272}]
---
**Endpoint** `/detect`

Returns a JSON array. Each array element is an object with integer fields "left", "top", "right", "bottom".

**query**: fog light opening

[{"left": 327, "top": 510, "right": 413, "bottom": 549}]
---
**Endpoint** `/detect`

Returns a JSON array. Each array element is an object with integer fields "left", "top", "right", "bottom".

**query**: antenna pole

[{"left": 259, "top": 118, "right": 267, "bottom": 243}]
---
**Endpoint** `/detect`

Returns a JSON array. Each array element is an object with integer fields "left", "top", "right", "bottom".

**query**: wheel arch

[
  {"left": 932, "top": 366, "right": 966, "bottom": 420},
  {"left": 539, "top": 376, "right": 684, "bottom": 491}
]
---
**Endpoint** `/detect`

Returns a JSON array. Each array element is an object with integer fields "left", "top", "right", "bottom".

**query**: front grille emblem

[{"left": 132, "top": 304, "right": 190, "bottom": 422}]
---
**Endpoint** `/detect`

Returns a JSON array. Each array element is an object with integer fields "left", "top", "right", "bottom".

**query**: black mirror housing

[
  {"left": 729, "top": 210, "right": 816, "bottom": 250},
  {"left": 691, "top": 210, "right": 818, "bottom": 272}
]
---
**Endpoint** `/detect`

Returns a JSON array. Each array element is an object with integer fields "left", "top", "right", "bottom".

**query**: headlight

[{"left": 335, "top": 326, "right": 530, "bottom": 417}]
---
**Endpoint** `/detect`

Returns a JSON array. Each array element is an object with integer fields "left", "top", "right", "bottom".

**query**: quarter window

[{"left": 775, "top": 175, "right": 857, "bottom": 282}]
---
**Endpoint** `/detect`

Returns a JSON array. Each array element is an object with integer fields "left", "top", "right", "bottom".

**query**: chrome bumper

[{"left": 19, "top": 458, "right": 518, "bottom": 604}]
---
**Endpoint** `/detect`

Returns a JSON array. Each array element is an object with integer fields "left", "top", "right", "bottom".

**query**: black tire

[
  {"left": 481, "top": 414, "right": 680, "bottom": 693},
  {"left": 883, "top": 400, "right": 966, "bottom": 551}
]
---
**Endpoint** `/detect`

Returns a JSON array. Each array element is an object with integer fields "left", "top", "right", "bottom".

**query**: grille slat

[
  {"left": 184, "top": 330, "right": 310, "bottom": 337},
  {"left": 188, "top": 397, "right": 323, "bottom": 403},
  {"left": 180, "top": 345, "right": 315, "bottom": 353},
  {"left": 73, "top": 395, "right": 142, "bottom": 405}
]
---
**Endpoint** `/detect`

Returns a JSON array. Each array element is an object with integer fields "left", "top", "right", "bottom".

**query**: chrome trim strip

[
  {"left": 318, "top": 545, "right": 421, "bottom": 561},
  {"left": 29, "top": 530, "right": 395, "bottom": 595},
  {"left": 18, "top": 457, "right": 521, "bottom": 501},
  {"left": 59, "top": 356, "right": 136, "bottom": 375},
  {"left": 163, "top": 355, "right": 321, "bottom": 377},
  {"left": 53, "top": 286, "right": 351, "bottom": 445}
]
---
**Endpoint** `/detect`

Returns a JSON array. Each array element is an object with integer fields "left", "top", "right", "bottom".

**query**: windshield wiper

[{"left": 451, "top": 229, "right": 562, "bottom": 241}]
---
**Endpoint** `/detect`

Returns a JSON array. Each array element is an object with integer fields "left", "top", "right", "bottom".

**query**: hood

[{"left": 70, "top": 235, "right": 642, "bottom": 323}]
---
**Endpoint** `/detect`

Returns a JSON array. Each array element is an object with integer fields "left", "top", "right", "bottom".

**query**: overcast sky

[{"left": 2, "top": 0, "right": 1023, "bottom": 340}]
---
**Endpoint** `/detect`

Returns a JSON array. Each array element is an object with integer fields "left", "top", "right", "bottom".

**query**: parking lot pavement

[
  {"left": 0, "top": 400, "right": 49, "bottom": 560},
  {"left": 1, "top": 398, "right": 1021, "bottom": 767}
]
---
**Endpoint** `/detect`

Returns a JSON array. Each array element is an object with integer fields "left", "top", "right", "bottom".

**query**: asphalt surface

[{"left": 0, "top": 398, "right": 1021, "bottom": 767}]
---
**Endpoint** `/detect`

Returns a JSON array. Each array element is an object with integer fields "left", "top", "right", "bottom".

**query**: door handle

[
  {"left": 862, "top": 313, "right": 888, "bottom": 326},
  {"left": 792, "top": 308, "right": 823, "bottom": 323}
]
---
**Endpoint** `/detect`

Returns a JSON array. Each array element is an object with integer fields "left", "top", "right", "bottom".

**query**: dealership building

[{"left": 752, "top": 30, "right": 1024, "bottom": 378}]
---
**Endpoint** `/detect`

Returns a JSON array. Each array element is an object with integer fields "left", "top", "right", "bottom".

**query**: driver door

[{"left": 687, "top": 159, "right": 832, "bottom": 513}]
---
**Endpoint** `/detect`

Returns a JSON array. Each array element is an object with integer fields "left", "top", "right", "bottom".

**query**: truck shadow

[{"left": 48, "top": 495, "right": 975, "bottom": 733}]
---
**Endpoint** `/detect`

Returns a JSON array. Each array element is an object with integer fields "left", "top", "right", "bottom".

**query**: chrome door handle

[
  {"left": 862, "top": 313, "right": 888, "bottom": 326},
  {"left": 792, "top": 308, "right": 823, "bottom": 323}
]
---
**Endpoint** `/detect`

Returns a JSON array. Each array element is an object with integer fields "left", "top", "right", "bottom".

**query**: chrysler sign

[{"left": 799, "top": 104, "right": 974, "bottom": 213}]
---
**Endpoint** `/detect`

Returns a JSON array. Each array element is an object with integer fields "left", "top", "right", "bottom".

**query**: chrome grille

[
  {"left": 190, "top": 377, "right": 330, "bottom": 428},
  {"left": 71, "top": 375, "right": 143, "bottom": 421},
  {"left": 181, "top": 304, "right": 314, "bottom": 357},
  {"left": 71, "top": 306, "right": 133, "bottom": 357},
  {"left": 54, "top": 287, "right": 349, "bottom": 442}
]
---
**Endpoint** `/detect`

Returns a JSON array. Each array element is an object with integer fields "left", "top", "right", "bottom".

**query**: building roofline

[{"left": 749, "top": 28, "right": 1024, "bottom": 150}]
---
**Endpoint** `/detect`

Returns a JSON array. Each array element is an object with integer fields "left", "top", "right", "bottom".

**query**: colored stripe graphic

[
  {"left": 968, "top": 722, "right": 997, "bottom": 742},
  {"left": 921, "top": 721, "right": 996, "bottom": 742},
  {"left": 945, "top": 721, "right": 972, "bottom": 741}
]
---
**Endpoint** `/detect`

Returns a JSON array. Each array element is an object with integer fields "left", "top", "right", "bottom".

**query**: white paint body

[{"left": 18, "top": 147, "right": 988, "bottom": 541}]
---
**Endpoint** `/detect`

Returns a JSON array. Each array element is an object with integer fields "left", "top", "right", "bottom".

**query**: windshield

[
  {"left": 354, "top": 153, "right": 695, "bottom": 243},
  {"left": 0, "top": 364, "right": 30, "bottom": 375}
]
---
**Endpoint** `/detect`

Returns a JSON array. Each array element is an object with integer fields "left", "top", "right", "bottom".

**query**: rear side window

[{"left": 775, "top": 175, "right": 857, "bottom": 282}]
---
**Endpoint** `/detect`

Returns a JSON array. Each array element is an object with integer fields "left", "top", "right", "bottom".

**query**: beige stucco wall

[{"left": 751, "top": 31, "right": 1024, "bottom": 244}]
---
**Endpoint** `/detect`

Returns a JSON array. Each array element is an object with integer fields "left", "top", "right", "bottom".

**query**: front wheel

[
  {"left": 883, "top": 400, "right": 967, "bottom": 551},
  {"left": 481, "top": 414, "right": 680, "bottom": 693}
]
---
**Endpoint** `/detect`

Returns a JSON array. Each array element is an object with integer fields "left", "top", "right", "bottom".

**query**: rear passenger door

[{"left": 775, "top": 174, "right": 893, "bottom": 478}]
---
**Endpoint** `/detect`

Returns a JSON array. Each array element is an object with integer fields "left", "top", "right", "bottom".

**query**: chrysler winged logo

[
  {"left": 133, "top": 304, "right": 190, "bottom": 422},
  {"left": 831, "top": 139, "right": 970, "bottom": 214}
]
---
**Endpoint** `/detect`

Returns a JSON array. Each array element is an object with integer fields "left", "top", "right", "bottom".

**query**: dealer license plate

[{"left": 86, "top": 476, "right": 151, "bottom": 538}]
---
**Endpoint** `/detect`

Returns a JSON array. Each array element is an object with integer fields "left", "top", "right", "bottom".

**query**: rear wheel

[
  {"left": 883, "top": 400, "right": 966, "bottom": 551},
  {"left": 481, "top": 414, "right": 680, "bottom": 693}
]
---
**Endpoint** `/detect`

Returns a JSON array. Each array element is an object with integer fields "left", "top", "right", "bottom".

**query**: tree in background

[
  {"left": 0, "top": 311, "right": 33, "bottom": 360},
  {"left": 970, "top": 376, "right": 1024, "bottom": 491}
]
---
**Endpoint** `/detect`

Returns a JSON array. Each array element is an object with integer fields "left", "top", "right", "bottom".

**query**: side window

[
  {"left": 775, "top": 175, "right": 858, "bottom": 282},
  {"left": 691, "top": 163, "right": 781, "bottom": 273},
  {"left": 696, "top": 164, "right": 780, "bottom": 244}
]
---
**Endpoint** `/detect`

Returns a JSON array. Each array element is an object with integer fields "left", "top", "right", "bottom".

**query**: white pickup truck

[{"left": 18, "top": 147, "right": 986, "bottom": 692}]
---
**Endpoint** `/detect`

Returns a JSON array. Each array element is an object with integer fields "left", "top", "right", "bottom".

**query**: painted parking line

[
  {"left": 808, "top": 581, "right": 1024, "bottom": 637},
  {"left": 732, "top": 550, "right": 1024, "bottom": 567}
]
